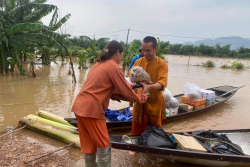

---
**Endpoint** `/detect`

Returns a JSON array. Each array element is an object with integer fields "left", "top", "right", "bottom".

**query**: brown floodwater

[{"left": 0, "top": 55, "right": 250, "bottom": 166}]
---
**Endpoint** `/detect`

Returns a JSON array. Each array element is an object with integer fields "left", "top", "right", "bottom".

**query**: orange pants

[
  {"left": 75, "top": 114, "right": 110, "bottom": 153},
  {"left": 132, "top": 113, "right": 162, "bottom": 135}
]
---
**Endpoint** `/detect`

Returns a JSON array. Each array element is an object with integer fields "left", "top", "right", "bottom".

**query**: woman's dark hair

[{"left": 97, "top": 40, "right": 124, "bottom": 62}]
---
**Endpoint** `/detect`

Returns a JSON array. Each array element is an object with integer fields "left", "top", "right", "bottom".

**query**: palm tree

[{"left": 0, "top": 0, "right": 70, "bottom": 74}]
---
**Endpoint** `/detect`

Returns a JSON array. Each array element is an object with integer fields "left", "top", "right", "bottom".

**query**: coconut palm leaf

[
  {"left": 7, "top": 23, "right": 43, "bottom": 35},
  {"left": 52, "top": 14, "right": 71, "bottom": 31}
]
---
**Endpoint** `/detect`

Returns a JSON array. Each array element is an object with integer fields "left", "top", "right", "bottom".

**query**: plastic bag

[
  {"left": 213, "top": 134, "right": 244, "bottom": 155},
  {"left": 105, "top": 108, "right": 132, "bottom": 121},
  {"left": 169, "top": 108, "right": 178, "bottom": 116},
  {"left": 192, "top": 130, "right": 244, "bottom": 155},
  {"left": 164, "top": 90, "right": 179, "bottom": 116},
  {"left": 129, "top": 66, "right": 151, "bottom": 83},
  {"left": 168, "top": 97, "right": 179, "bottom": 108},
  {"left": 162, "top": 88, "right": 172, "bottom": 103},
  {"left": 140, "top": 124, "right": 177, "bottom": 148},
  {"left": 183, "top": 83, "right": 202, "bottom": 99}
]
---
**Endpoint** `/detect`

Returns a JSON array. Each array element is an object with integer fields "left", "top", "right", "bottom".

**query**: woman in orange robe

[{"left": 71, "top": 41, "right": 147, "bottom": 167}]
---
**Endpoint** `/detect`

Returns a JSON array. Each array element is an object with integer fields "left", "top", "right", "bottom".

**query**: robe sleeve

[
  {"left": 110, "top": 66, "right": 147, "bottom": 103},
  {"left": 157, "top": 62, "right": 168, "bottom": 91}
]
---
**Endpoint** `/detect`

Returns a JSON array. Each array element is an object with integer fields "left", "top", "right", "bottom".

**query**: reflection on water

[{"left": 0, "top": 55, "right": 250, "bottom": 166}]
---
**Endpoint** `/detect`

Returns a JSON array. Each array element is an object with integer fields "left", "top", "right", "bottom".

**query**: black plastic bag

[
  {"left": 212, "top": 134, "right": 244, "bottom": 155},
  {"left": 192, "top": 130, "right": 244, "bottom": 155},
  {"left": 140, "top": 124, "right": 177, "bottom": 149},
  {"left": 192, "top": 130, "right": 220, "bottom": 143}
]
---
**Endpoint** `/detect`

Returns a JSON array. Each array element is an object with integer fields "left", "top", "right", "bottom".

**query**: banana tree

[
  {"left": 78, "top": 50, "right": 88, "bottom": 69},
  {"left": 156, "top": 38, "right": 169, "bottom": 61},
  {"left": 122, "top": 42, "right": 140, "bottom": 71},
  {"left": 0, "top": 0, "right": 70, "bottom": 74}
]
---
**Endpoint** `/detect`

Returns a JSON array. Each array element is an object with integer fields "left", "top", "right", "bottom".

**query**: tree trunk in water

[
  {"left": 10, "top": 63, "right": 15, "bottom": 72},
  {"left": 30, "top": 61, "right": 36, "bottom": 77},
  {"left": 23, "top": 52, "right": 27, "bottom": 62},
  {"left": 42, "top": 54, "right": 45, "bottom": 64},
  {"left": 70, "top": 57, "right": 76, "bottom": 83}
]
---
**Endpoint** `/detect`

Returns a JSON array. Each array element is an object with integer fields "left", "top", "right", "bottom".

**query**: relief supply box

[{"left": 200, "top": 89, "right": 215, "bottom": 101}]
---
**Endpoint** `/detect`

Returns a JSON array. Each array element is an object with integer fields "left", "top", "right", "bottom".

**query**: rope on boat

[
  {"left": 0, "top": 125, "right": 27, "bottom": 139},
  {"left": 183, "top": 134, "right": 248, "bottom": 156},
  {"left": 24, "top": 142, "right": 75, "bottom": 165},
  {"left": 122, "top": 135, "right": 140, "bottom": 140}
]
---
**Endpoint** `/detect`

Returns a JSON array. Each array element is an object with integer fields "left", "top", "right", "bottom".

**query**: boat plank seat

[{"left": 212, "top": 85, "right": 237, "bottom": 93}]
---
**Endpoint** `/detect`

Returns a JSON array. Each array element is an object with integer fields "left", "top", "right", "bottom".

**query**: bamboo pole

[{"left": 0, "top": 125, "right": 26, "bottom": 139}]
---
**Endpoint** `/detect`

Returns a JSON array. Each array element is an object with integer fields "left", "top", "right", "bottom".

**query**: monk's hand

[{"left": 140, "top": 82, "right": 150, "bottom": 94}]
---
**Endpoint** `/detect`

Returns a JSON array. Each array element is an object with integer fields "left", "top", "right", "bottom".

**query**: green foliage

[
  {"left": 78, "top": 50, "right": 88, "bottom": 69},
  {"left": 131, "top": 39, "right": 141, "bottom": 46},
  {"left": 231, "top": 61, "right": 245, "bottom": 69},
  {"left": 0, "top": 0, "right": 71, "bottom": 74},
  {"left": 156, "top": 38, "right": 168, "bottom": 60},
  {"left": 202, "top": 60, "right": 216, "bottom": 67},
  {"left": 123, "top": 42, "right": 140, "bottom": 67},
  {"left": 221, "top": 64, "right": 230, "bottom": 68}
]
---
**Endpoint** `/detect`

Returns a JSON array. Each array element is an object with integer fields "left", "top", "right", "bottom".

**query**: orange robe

[
  {"left": 127, "top": 57, "right": 168, "bottom": 135},
  {"left": 71, "top": 58, "right": 147, "bottom": 153}
]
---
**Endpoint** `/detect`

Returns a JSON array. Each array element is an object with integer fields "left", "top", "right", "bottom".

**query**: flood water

[{"left": 0, "top": 55, "right": 250, "bottom": 166}]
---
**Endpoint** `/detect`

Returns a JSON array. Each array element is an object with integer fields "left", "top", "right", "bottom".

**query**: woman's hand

[{"left": 140, "top": 82, "right": 151, "bottom": 94}]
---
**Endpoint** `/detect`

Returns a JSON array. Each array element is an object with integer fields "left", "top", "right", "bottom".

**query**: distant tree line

[{"left": 70, "top": 37, "right": 250, "bottom": 59}]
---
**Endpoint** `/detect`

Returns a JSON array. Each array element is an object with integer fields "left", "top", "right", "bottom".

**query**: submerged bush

[
  {"left": 221, "top": 64, "right": 230, "bottom": 68},
  {"left": 202, "top": 60, "right": 216, "bottom": 67},
  {"left": 231, "top": 61, "right": 245, "bottom": 69}
]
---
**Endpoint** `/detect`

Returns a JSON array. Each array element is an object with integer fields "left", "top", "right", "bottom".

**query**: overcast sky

[{"left": 42, "top": 0, "right": 250, "bottom": 44}]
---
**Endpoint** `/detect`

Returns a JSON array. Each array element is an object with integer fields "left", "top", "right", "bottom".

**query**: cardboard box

[
  {"left": 206, "top": 100, "right": 215, "bottom": 106},
  {"left": 194, "top": 103, "right": 206, "bottom": 110},
  {"left": 179, "top": 103, "right": 188, "bottom": 110},
  {"left": 171, "top": 134, "right": 207, "bottom": 152},
  {"left": 200, "top": 89, "right": 215, "bottom": 101},
  {"left": 179, "top": 103, "right": 193, "bottom": 111},
  {"left": 181, "top": 96, "right": 206, "bottom": 108},
  {"left": 188, "top": 105, "right": 193, "bottom": 111}
]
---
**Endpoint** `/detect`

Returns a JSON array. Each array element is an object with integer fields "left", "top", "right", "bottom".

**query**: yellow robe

[{"left": 127, "top": 56, "right": 168, "bottom": 135}]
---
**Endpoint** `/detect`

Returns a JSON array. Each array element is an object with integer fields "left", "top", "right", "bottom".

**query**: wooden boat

[
  {"left": 109, "top": 128, "right": 250, "bottom": 167},
  {"left": 65, "top": 85, "right": 240, "bottom": 129}
]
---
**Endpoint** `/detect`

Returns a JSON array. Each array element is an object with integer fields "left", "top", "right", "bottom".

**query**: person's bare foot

[{"left": 129, "top": 151, "right": 136, "bottom": 155}]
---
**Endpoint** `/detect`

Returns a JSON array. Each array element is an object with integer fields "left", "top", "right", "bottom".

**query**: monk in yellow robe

[{"left": 127, "top": 36, "right": 168, "bottom": 135}]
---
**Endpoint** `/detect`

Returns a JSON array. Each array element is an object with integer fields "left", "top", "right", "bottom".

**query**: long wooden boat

[
  {"left": 110, "top": 128, "right": 250, "bottom": 167},
  {"left": 65, "top": 85, "right": 239, "bottom": 129}
]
